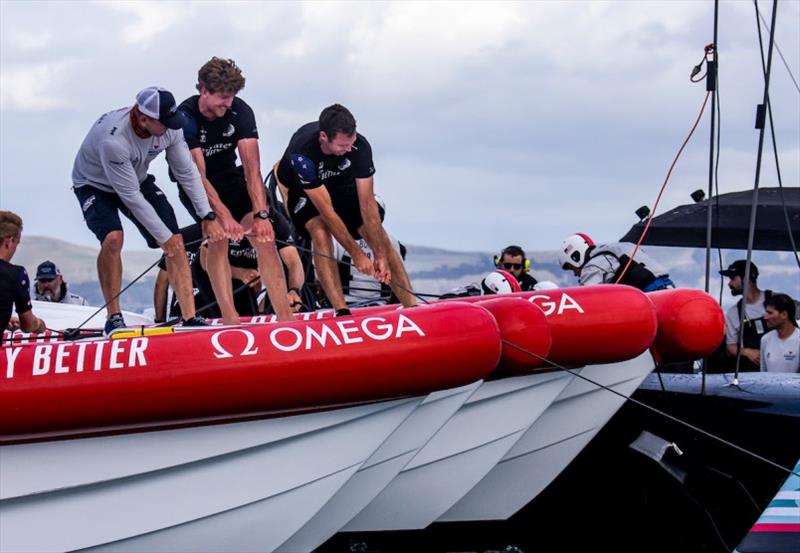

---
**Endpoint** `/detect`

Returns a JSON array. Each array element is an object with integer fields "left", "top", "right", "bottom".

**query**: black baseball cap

[
  {"left": 719, "top": 260, "right": 759, "bottom": 279},
  {"left": 135, "top": 86, "right": 186, "bottom": 130},
  {"left": 35, "top": 260, "right": 61, "bottom": 281}
]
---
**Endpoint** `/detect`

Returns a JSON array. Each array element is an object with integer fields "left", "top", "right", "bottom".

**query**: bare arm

[
  {"left": 238, "top": 138, "right": 267, "bottom": 212},
  {"left": 189, "top": 148, "right": 240, "bottom": 242},
  {"left": 354, "top": 176, "right": 392, "bottom": 282},
  {"left": 306, "top": 186, "right": 373, "bottom": 276},
  {"left": 238, "top": 138, "right": 274, "bottom": 243},
  {"left": 19, "top": 310, "right": 45, "bottom": 333}
]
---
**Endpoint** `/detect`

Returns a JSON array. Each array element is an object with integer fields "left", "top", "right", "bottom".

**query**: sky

[{"left": 1, "top": 0, "right": 798, "bottom": 254}]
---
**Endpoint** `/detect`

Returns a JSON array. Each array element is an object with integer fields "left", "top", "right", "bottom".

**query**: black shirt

[
  {"left": 0, "top": 260, "right": 32, "bottom": 331},
  {"left": 157, "top": 214, "right": 296, "bottom": 272},
  {"left": 518, "top": 272, "right": 539, "bottom": 292},
  {"left": 179, "top": 96, "right": 259, "bottom": 180},
  {"left": 276, "top": 122, "right": 375, "bottom": 194}
]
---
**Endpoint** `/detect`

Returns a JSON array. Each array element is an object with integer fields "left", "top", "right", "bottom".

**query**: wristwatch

[
  {"left": 255, "top": 210, "right": 270, "bottom": 220},
  {"left": 202, "top": 211, "right": 217, "bottom": 221}
]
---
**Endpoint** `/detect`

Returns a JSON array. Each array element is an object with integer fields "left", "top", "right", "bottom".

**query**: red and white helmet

[
  {"left": 558, "top": 233, "right": 595, "bottom": 270},
  {"left": 481, "top": 269, "right": 521, "bottom": 295}
]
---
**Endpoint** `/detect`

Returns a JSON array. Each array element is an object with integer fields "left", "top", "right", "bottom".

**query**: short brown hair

[
  {"left": 319, "top": 104, "right": 356, "bottom": 139},
  {"left": 0, "top": 210, "right": 23, "bottom": 241},
  {"left": 197, "top": 57, "right": 245, "bottom": 94}
]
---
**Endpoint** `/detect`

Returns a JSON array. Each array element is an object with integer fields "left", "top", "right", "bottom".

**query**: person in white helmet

[
  {"left": 558, "top": 233, "right": 674, "bottom": 291},
  {"left": 481, "top": 269, "right": 521, "bottom": 295}
]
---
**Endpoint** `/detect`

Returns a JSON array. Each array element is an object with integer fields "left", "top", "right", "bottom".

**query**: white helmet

[
  {"left": 533, "top": 280, "right": 559, "bottom": 291},
  {"left": 558, "top": 233, "right": 595, "bottom": 271},
  {"left": 481, "top": 270, "right": 522, "bottom": 295}
]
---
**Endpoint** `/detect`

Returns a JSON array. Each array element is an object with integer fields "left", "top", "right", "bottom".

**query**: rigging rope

[{"left": 614, "top": 90, "right": 711, "bottom": 284}]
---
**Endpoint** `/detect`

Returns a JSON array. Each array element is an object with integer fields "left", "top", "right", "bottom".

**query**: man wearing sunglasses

[
  {"left": 33, "top": 261, "right": 87, "bottom": 305},
  {"left": 495, "top": 245, "right": 538, "bottom": 292}
]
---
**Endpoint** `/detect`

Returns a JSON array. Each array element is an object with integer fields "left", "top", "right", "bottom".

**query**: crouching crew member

[
  {"left": 276, "top": 104, "right": 417, "bottom": 316},
  {"left": 558, "top": 233, "right": 674, "bottom": 291},
  {"left": 72, "top": 86, "right": 219, "bottom": 335}
]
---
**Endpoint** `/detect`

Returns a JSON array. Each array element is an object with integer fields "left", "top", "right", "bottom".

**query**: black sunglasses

[{"left": 502, "top": 262, "right": 522, "bottom": 270}]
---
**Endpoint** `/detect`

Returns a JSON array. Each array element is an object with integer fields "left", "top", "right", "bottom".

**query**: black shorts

[
  {"left": 288, "top": 183, "right": 384, "bottom": 240},
  {"left": 179, "top": 166, "right": 253, "bottom": 223},
  {"left": 73, "top": 175, "right": 179, "bottom": 249}
]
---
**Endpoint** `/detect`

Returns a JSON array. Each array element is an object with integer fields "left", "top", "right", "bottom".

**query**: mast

[{"left": 703, "top": 0, "right": 719, "bottom": 295}]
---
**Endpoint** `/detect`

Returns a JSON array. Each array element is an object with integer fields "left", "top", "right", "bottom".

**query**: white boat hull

[{"left": 0, "top": 355, "right": 654, "bottom": 552}]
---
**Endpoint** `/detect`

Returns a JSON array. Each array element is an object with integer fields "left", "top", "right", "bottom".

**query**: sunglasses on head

[{"left": 502, "top": 262, "right": 522, "bottom": 270}]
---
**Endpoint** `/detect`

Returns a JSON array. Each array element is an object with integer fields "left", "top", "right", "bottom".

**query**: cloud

[
  {"left": 0, "top": 60, "right": 79, "bottom": 111},
  {"left": 98, "top": 0, "right": 185, "bottom": 45},
  {"left": 4, "top": 28, "right": 53, "bottom": 51}
]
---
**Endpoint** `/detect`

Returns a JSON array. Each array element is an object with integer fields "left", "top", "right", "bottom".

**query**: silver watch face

[{"left": 256, "top": 210, "right": 269, "bottom": 219}]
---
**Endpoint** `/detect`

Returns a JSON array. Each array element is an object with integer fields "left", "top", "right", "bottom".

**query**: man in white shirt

[
  {"left": 760, "top": 293, "right": 800, "bottom": 373},
  {"left": 720, "top": 260, "right": 769, "bottom": 371},
  {"left": 72, "top": 87, "right": 223, "bottom": 335}
]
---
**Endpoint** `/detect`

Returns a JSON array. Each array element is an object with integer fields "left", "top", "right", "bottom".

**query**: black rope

[
  {"left": 753, "top": 0, "right": 800, "bottom": 269},
  {"left": 64, "top": 236, "right": 208, "bottom": 336},
  {"left": 273, "top": 237, "right": 432, "bottom": 306},
  {"left": 755, "top": 2, "right": 800, "bottom": 94},
  {"left": 734, "top": 0, "right": 779, "bottom": 380}
]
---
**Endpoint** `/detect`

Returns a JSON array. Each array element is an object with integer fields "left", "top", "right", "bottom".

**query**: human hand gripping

[
  {"left": 353, "top": 250, "right": 376, "bottom": 278},
  {"left": 162, "top": 234, "right": 186, "bottom": 258},
  {"left": 219, "top": 210, "right": 244, "bottom": 242},
  {"left": 373, "top": 254, "right": 391, "bottom": 284},
  {"left": 202, "top": 218, "right": 226, "bottom": 243},
  {"left": 251, "top": 217, "right": 275, "bottom": 244},
  {"left": 288, "top": 288, "right": 303, "bottom": 312}
]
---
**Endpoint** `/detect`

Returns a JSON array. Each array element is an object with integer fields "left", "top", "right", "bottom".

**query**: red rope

[{"left": 615, "top": 91, "right": 711, "bottom": 284}]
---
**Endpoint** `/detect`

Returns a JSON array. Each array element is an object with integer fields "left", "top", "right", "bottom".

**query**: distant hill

[{"left": 14, "top": 236, "right": 800, "bottom": 314}]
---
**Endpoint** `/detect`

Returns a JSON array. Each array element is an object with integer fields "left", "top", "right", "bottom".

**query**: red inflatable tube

[
  {"left": 474, "top": 297, "right": 552, "bottom": 373},
  {"left": 646, "top": 289, "right": 725, "bottom": 363},
  {"left": 441, "top": 286, "right": 658, "bottom": 366},
  {"left": 226, "top": 286, "right": 658, "bottom": 367},
  {"left": 0, "top": 302, "right": 501, "bottom": 438}
]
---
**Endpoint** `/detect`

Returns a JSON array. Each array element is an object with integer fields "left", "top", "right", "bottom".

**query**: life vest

[
  {"left": 736, "top": 290, "right": 773, "bottom": 350},
  {"left": 588, "top": 243, "right": 667, "bottom": 291}
]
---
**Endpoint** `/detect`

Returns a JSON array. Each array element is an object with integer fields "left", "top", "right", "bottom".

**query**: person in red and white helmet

[
  {"left": 480, "top": 269, "right": 522, "bottom": 295},
  {"left": 558, "top": 233, "right": 673, "bottom": 292}
]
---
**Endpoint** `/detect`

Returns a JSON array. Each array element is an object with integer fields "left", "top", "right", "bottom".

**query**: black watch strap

[
  {"left": 202, "top": 211, "right": 217, "bottom": 221},
  {"left": 255, "top": 209, "right": 270, "bottom": 220}
]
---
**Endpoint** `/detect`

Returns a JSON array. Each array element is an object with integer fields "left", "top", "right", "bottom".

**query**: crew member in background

[
  {"left": 154, "top": 211, "right": 305, "bottom": 321},
  {"left": 558, "top": 233, "right": 674, "bottom": 291},
  {"left": 72, "top": 86, "right": 220, "bottom": 335},
  {"left": 760, "top": 293, "right": 799, "bottom": 373},
  {"left": 276, "top": 104, "right": 417, "bottom": 316},
  {"left": 481, "top": 269, "right": 521, "bottom": 295},
  {"left": 0, "top": 211, "right": 46, "bottom": 333},
  {"left": 495, "top": 245, "right": 538, "bottom": 291},
  {"left": 176, "top": 57, "right": 293, "bottom": 324},
  {"left": 33, "top": 261, "right": 87, "bottom": 305},
  {"left": 720, "top": 260, "right": 771, "bottom": 371}
]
